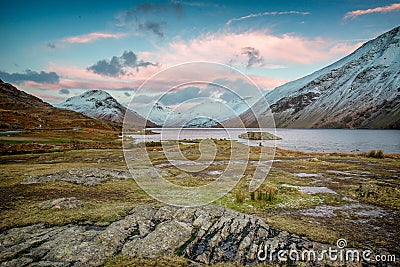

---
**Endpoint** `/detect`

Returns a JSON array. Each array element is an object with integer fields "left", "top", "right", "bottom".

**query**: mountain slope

[
  {"left": 237, "top": 26, "right": 400, "bottom": 129},
  {"left": 56, "top": 90, "right": 156, "bottom": 127},
  {"left": 0, "top": 81, "right": 120, "bottom": 131}
]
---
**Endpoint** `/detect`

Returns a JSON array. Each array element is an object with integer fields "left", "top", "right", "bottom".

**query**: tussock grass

[
  {"left": 104, "top": 254, "right": 189, "bottom": 267},
  {"left": 366, "top": 149, "right": 385, "bottom": 158}
]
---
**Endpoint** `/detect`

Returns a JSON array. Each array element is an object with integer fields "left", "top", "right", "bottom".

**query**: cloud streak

[
  {"left": 226, "top": 11, "right": 310, "bottom": 25},
  {"left": 344, "top": 3, "right": 400, "bottom": 19},
  {"left": 0, "top": 70, "right": 60, "bottom": 85},
  {"left": 61, "top": 32, "right": 127, "bottom": 44}
]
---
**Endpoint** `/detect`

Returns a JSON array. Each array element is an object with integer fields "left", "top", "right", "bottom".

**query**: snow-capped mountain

[
  {"left": 56, "top": 90, "right": 156, "bottom": 127},
  {"left": 144, "top": 102, "right": 182, "bottom": 126},
  {"left": 226, "top": 96, "right": 255, "bottom": 115},
  {"left": 232, "top": 26, "right": 400, "bottom": 129},
  {"left": 137, "top": 97, "right": 254, "bottom": 127},
  {"left": 183, "top": 117, "right": 221, "bottom": 128}
]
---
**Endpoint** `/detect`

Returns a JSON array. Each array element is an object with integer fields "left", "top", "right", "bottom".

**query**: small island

[{"left": 238, "top": 131, "right": 282, "bottom": 140}]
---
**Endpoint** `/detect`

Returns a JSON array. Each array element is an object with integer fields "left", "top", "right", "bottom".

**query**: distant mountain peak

[
  {"left": 79, "top": 89, "right": 114, "bottom": 100},
  {"left": 57, "top": 90, "right": 157, "bottom": 127}
]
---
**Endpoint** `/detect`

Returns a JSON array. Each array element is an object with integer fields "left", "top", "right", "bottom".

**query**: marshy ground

[{"left": 0, "top": 138, "right": 399, "bottom": 265}]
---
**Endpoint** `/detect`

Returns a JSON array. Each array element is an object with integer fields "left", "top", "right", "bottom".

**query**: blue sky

[{"left": 1, "top": 0, "right": 399, "bottom": 105}]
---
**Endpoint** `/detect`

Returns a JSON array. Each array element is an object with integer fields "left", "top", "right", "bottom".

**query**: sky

[{"left": 1, "top": 0, "right": 399, "bottom": 108}]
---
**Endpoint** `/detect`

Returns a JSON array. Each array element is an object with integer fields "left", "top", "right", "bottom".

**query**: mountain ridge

[{"left": 230, "top": 26, "right": 400, "bottom": 129}]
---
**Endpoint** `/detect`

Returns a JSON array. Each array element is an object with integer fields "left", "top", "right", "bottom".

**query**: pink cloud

[
  {"left": 48, "top": 65, "right": 101, "bottom": 80},
  {"left": 61, "top": 32, "right": 127, "bottom": 44},
  {"left": 153, "top": 30, "right": 363, "bottom": 66},
  {"left": 247, "top": 75, "right": 290, "bottom": 90},
  {"left": 344, "top": 3, "right": 400, "bottom": 19},
  {"left": 328, "top": 42, "right": 364, "bottom": 56}
]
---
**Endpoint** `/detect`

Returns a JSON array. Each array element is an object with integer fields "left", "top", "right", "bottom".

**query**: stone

[
  {"left": 356, "top": 184, "right": 379, "bottom": 198},
  {"left": 122, "top": 220, "right": 193, "bottom": 258},
  {"left": 21, "top": 168, "right": 130, "bottom": 186}
]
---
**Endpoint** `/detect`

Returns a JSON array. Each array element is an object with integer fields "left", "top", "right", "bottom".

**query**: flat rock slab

[
  {"left": 21, "top": 168, "right": 131, "bottom": 186},
  {"left": 0, "top": 205, "right": 378, "bottom": 266}
]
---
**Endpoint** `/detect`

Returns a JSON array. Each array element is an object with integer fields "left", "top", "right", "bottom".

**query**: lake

[{"left": 129, "top": 128, "right": 400, "bottom": 154}]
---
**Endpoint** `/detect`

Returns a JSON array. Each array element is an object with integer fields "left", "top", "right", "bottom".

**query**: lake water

[
  {"left": 130, "top": 128, "right": 400, "bottom": 154},
  {"left": 0, "top": 130, "right": 25, "bottom": 134}
]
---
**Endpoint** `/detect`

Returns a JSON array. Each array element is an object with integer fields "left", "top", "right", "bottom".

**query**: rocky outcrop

[
  {"left": 238, "top": 131, "right": 281, "bottom": 140},
  {"left": 0, "top": 205, "right": 343, "bottom": 266},
  {"left": 21, "top": 168, "right": 130, "bottom": 186}
]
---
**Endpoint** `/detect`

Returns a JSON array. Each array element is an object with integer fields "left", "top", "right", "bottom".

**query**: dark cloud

[
  {"left": 121, "top": 51, "right": 138, "bottom": 67},
  {"left": 139, "top": 22, "right": 165, "bottom": 37},
  {"left": 242, "top": 47, "right": 264, "bottom": 67},
  {"left": 59, "top": 88, "right": 70, "bottom": 95},
  {"left": 120, "top": 2, "right": 182, "bottom": 37},
  {"left": 134, "top": 3, "right": 156, "bottom": 13},
  {"left": 0, "top": 69, "right": 60, "bottom": 84},
  {"left": 124, "top": 92, "right": 131, "bottom": 97},
  {"left": 88, "top": 57, "right": 123, "bottom": 77},
  {"left": 87, "top": 51, "right": 158, "bottom": 77},
  {"left": 47, "top": 42, "right": 56, "bottom": 49},
  {"left": 128, "top": 2, "right": 182, "bottom": 16},
  {"left": 160, "top": 86, "right": 207, "bottom": 105},
  {"left": 171, "top": 2, "right": 183, "bottom": 13},
  {"left": 170, "top": 1, "right": 218, "bottom": 7}
]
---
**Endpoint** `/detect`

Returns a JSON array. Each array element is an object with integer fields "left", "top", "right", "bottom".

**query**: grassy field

[
  {"left": 0, "top": 137, "right": 399, "bottom": 265},
  {"left": 0, "top": 128, "right": 121, "bottom": 154}
]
